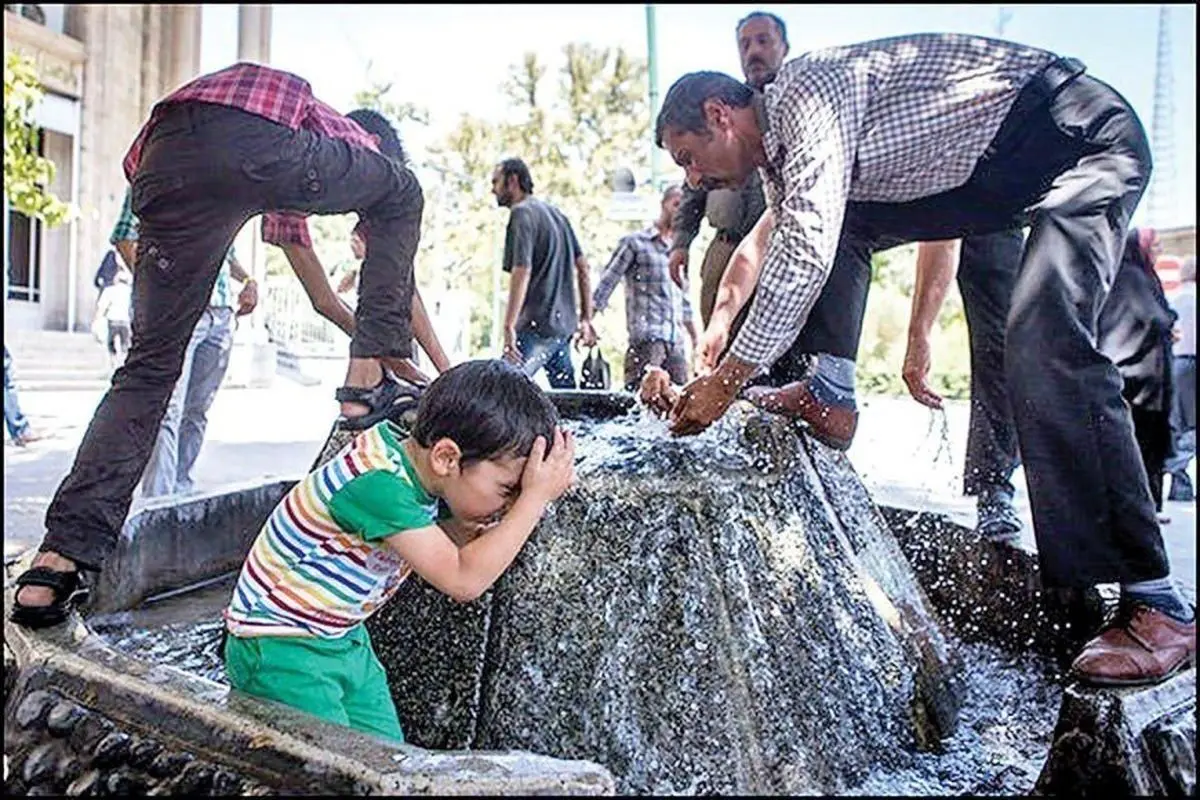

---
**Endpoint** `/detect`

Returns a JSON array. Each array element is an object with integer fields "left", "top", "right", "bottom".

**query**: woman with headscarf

[{"left": 1098, "top": 227, "right": 1177, "bottom": 521}]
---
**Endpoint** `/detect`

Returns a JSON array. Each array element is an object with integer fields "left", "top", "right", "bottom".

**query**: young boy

[{"left": 222, "top": 359, "right": 575, "bottom": 742}]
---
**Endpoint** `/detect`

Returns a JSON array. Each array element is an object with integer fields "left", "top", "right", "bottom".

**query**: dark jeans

[
  {"left": 516, "top": 330, "right": 576, "bottom": 389},
  {"left": 772, "top": 60, "right": 1167, "bottom": 587},
  {"left": 958, "top": 230, "right": 1024, "bottom": 498},
  {"left": 41, "top": 101, "right": 424, "bottom": 571}
]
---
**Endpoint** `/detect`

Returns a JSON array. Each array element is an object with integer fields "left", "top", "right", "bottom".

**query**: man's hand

[
  {"left": 668, "top": 249, "right": 689, "bottom": 290},
  {"left": 901, "top": 333, "right": 944, "bottom": 409},
  {"left": 697, "top": 323, "right": 730, "bottom": 375},
  {"left": 638, "top": 366, "right": 680, "bottom": 417},
  {"left": 575, "top": 318, "right": 598, "bottom": 349},
  {"left": 520, "top": 428, "right": 577, "bottom": 505},
  {"left": 669, "top": 357, "right": 754, "bottom": 436},
  {"left": 235, "top": 279, "right": 259, "bottom": 317},
  {"left": 502, "top": 325, "right": 522, "bottom": 366}
]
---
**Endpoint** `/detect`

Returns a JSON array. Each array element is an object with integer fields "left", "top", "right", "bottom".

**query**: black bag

[{"left": 580, "top": 347, "right": 611, "bottom": 390}]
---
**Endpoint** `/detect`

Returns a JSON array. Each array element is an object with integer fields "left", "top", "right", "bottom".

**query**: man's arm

[
  {"left": 902, "top": 240, "right": 960, "bottom": 409},
  {"left": 672, "top": 69, "right": 864, "bottom": 435},
  {"left": 281, "top": 243, "right": 357, "bottom": 338},
  {"left": 591, "top": 239, "right": 633, "bottom": 317},
  {"left": 110, "top": 187, "right": 139, "bottom": 271},
  {"left": 411, "top": 286, "right": 451, "bottom": 373},
  {"left": 668, "top": 184, "right": 709, "bottom": 288},
  {"left": 696, "top": 209, "right": 774, "bottom": 372}
]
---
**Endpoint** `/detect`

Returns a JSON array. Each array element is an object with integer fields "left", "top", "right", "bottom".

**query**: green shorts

[{"left": 223, "top": 624, "right": 404, "bottom": 743}]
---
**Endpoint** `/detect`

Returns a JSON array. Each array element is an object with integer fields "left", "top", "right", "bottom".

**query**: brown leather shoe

[
  {"left": 1070, "top": 603, "right": 1197, "bottom": 687},
  {"left": 742, "top": 381, "right": 858, "bottom": 451}
]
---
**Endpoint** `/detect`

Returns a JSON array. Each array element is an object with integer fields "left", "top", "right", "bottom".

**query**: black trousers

[
  {"left": 42, "top": 102, "right": 423, "bottom": 570},
  {"left": 958, "top": 230, "right": 1024, "bottom": 498},
  {"left": 773, "top": 60, "right": 1168, "bottom": 587}
]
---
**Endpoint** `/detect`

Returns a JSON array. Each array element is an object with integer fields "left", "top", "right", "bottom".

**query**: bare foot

[{"left": 15, "top": 550, "right": 77, "bottom": 609}]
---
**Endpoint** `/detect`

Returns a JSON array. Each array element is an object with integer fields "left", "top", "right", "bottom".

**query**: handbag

[{"left": 580, "top": 346, "right": 611, "bottom": 390}]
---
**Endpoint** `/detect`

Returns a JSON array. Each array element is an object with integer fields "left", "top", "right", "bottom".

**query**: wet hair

[
  {"left": 662, "top": 183, "right": 683, "bottom": 202},
  {"left": 497, "top": 158, "right": 534, "bottom": 194},
  {"left": 346, "top": 108, "right": 408, "bottom": 165},
  {"left": 655, "top": 71, "right": 755, "bottom": 148},
  {"left": 412, "top": 359, "right": 559, "bottom": 465},
  {"left": 736, "top": 11, "right": 789, "bottom": 48}
]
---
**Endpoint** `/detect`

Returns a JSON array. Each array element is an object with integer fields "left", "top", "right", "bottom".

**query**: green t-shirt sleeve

[{"left": 327, "top": 469, "right": 437, "bottom": 541}]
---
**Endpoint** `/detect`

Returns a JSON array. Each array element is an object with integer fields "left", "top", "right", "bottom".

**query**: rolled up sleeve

[
  {"left": 262, "top": 211, "right": 312, "bottom": 249},
  {"left": 729, "top": 66, "right": 862, "bottom": 368}
]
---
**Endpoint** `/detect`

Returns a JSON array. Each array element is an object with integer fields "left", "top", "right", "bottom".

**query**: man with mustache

[
  {"left": 673, "top": 13, "right": 1026, "bottom": 540},
  {"left": 656, "top": 33, "right": 1195, "bottom": 686}
]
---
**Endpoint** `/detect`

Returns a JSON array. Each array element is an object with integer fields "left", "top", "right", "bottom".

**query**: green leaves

[{"left": 4, "top": 52, "right": 71, "bottom": 227}]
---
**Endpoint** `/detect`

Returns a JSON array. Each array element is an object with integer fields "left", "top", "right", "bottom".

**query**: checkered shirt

[
  {"left": 122, "top": 63, "right": 380, "bottom": 250},
  {"left": 730, "top": 33, "right": 1058, "bottom": 367},
  {"left": 593, "top": 226, "right": 694, "bottom": 347}
]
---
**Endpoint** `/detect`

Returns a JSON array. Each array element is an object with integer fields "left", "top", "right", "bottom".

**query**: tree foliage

[{"left": 4, "top": 51, "right": 70, "bottom": 227}]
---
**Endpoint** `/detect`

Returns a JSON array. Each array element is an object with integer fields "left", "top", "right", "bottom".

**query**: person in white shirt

[
  {"left": 1167, "top": 255, "right": 1196, "bottom": 502},
  {"left": 94, "top": 268, "right": 133, "bottom": 369}
]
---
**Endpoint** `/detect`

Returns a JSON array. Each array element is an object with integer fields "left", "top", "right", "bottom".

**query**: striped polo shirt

[{"left": 224, "top": 421, "right": 439, "bottom": 639}]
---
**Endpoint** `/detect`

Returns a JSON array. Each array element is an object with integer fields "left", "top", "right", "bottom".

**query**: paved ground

[{"left": 4, "top": 381, "right": 1195, "bottom": 597}]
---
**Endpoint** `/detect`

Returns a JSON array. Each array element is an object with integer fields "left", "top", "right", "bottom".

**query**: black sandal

[
  {"left": 10, "top": 566, "right": 90, "bottom": 629},
  {"left": 335, "top": 376, "right": 424, "bottom": 431}
]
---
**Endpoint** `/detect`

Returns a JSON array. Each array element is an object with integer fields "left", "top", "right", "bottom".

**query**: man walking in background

[
  {"left": 593, "top": 185, "right": 698, "bottom": 390},
  {"left": 494, "top": 157, "right": 597, "bottom": 388}
]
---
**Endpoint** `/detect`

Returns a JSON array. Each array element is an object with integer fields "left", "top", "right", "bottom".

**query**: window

[{"left": 6, "top": 130, "right": 45, "bottom": 303}]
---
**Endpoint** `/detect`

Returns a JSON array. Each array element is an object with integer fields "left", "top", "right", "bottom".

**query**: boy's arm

[{"left": 383, "top": 430, "right": 575, "bottom": 602}]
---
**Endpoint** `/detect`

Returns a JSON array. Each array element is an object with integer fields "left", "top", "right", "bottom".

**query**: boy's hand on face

[{"left": 520, "top": 428, "right": 576, "bottom": 505}]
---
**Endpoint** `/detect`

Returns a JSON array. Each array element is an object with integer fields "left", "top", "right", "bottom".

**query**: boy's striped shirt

[{"left": 225, "top": 421, "right": 438, "bottom": 639}]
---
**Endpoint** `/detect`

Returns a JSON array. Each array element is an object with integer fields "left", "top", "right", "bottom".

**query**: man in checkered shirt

[
  {"left": 655, "top": 32, "right": 1194, "bottom": 687},
  {"left": 11, "top": 64, "right": 450, "bottom": 633},
  {"left": 592, "top": 184, "right": 699, "bottom": 390}
]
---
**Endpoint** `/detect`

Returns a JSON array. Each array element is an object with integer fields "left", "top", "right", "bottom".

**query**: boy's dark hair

[
  {"left": 412, "top": 359, "right": 559, "bottom": 465},
  {"left": 498, "top": 157, "right": 535, "bottom": 194},
  {"left": 654, "top": 72, "right": 755, "bottom": 148},
  {"left": 346, "top": 108, "right": 408, "bottom": 165},
  {"left": 736, "top": 11, "right": 789, "bottom": 48}
]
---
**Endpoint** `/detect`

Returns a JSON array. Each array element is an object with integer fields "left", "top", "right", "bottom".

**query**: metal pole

[{"left": 646, "top": 4, "right": 661, "bottom": 191}]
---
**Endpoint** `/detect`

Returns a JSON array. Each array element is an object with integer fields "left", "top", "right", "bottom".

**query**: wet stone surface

[{"left": 3, "top": 688, "right": 267, "bottom": 796}]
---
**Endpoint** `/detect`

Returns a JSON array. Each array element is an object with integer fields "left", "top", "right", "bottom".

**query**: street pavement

[{"left": 3, "top": 381, "right": 1195, "bottom": 598}]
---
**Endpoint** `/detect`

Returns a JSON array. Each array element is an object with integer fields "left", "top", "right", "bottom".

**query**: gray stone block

[
  {"left": 89, "top": 479, "right": 296, "bottom": 614},
  {"left": 1036, "top": 669, "right": 1196, "bottom": 795}
]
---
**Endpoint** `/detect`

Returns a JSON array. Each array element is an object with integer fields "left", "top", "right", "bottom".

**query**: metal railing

[{"left": 260, "top": 276, "right": 349, "bottom": 354}]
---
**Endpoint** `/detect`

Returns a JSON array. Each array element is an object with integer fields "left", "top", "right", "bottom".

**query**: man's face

[
  {"left": 492, "top": 168, "right": 514, "bottom": 208},
  {"left": 737, "top": 17, "right": 788, "bottom": 90},
  {"left": 662, "top": 103, "right": 755, "bottom": 191},
  {"left": 660, "top": 189, "right": 682, "bottom": 224}
]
